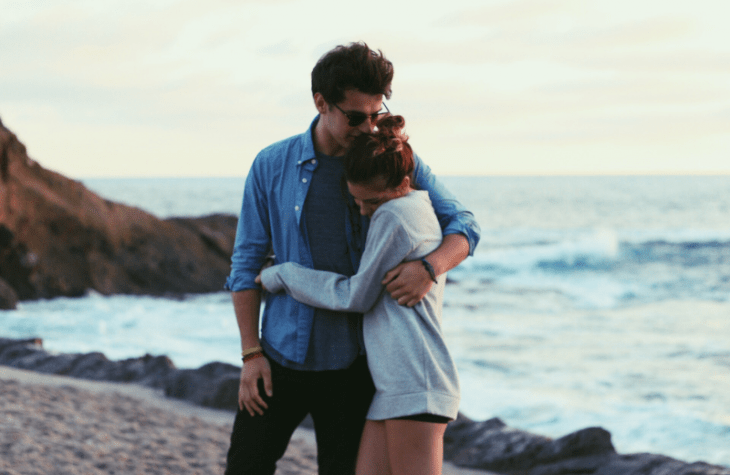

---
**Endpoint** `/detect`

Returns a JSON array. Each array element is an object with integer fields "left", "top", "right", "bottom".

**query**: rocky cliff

[{"left": 0, "top": 119, "right": 237, "bottom": 309}]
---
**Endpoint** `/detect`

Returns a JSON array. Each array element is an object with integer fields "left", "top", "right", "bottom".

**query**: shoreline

[
  {"left": 1, "top": 337, "right": 729, "bottom": 475},
  {"left": 0, "top": 366, "right": 489, "bottom": 475}
]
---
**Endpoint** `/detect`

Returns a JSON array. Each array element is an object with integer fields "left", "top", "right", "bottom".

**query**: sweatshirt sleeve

[{"left": 261, "top": 208, "right": 414, "bottom": 313}]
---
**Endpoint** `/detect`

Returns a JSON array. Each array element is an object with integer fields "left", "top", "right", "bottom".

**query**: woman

[{"left": 257, "top": 115, "right": 459, "bottom": 475}]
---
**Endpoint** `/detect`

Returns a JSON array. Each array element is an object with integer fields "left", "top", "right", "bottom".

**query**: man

[{"left": 224, "top": 42, "right": 480, "bottom": 474}]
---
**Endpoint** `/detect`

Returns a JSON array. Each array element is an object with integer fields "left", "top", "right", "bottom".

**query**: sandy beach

[{"left": 0, "top": 366, "right": 490, "bottom": 475}]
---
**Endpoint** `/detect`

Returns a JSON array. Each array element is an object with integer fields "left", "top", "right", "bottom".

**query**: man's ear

[{"left": 313, "top": 93, "right": 328, "bottom": 115}]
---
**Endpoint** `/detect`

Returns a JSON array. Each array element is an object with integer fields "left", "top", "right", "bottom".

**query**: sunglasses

[{"left": 332, "top": 102, "right": 390, "bottom": 127}]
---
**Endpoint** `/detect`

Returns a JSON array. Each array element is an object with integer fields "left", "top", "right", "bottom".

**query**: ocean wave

[
  {"left": 447, "top": 229, "right": 730, "bottom": 309},
  {"left": 463, "top": 229, "right": 730, "bottom": 275}
]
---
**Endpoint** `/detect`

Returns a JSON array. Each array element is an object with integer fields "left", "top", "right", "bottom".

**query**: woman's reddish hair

[{"left": 344, "top": 115, "right": 414, "bottom": 189}]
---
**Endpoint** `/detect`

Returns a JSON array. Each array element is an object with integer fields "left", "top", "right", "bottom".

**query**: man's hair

[
  {"left": 344, "top": 115, "right": 413, "bottom": 190},
  {"left": 311, "top": 42, "right": 394, "bottom": 104}
]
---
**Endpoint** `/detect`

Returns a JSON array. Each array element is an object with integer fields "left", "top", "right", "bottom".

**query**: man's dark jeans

[{"left": 225, "top": 355, "right": 374, "bottom": 475}]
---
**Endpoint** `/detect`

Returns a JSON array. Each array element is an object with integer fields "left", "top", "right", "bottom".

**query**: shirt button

[
  {"left": 311, "top": 159, "right": 317, "bottom": 165},
  {"left": 295, "top": 206, "right": 300, "bottom": 211},
  {"left": 302, "top": 178, "right": 308, "bottom": 183}
]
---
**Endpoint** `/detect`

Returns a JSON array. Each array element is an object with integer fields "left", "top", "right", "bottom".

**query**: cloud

[
  {"left": 257, "top": 40, "right": 300, "bottom": 58},
  {"left": 2, "top": 0, "right": 730, "bottom": 177},
  {"left": 437, "top": 0, "right": 580, "bottom": 29}
]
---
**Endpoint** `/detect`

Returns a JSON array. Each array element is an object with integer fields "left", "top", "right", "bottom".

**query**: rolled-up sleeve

[
  {"left": 412, "top": 155, "right": 481, "bottom": 255},
  {"left": 225, "top": 156, "right": 272, "bottom": 292}
]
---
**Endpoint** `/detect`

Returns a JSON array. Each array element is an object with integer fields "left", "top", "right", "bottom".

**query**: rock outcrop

[
  {"left": 0, "top": 276, "right": 18, "bottom": 310},
  {"left": 1, "top": 337, "right": 728, "bottom": 475},
  {"left": 0, "top": 337, "right": 241, "bottom": 411},
  {"left": 0, "top": 119, "right": 238, "bottom": 307}
]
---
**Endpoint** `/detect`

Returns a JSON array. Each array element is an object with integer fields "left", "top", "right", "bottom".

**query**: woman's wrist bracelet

[{"left": 421, "top": 258, "right": 438, "bottom": 283}]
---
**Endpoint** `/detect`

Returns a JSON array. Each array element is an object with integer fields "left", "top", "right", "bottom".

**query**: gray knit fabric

[{"left": 261, "top": 190, "right": 460, "bottom": 420}]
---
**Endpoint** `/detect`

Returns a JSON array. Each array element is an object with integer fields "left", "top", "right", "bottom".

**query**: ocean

[{"left": 2, "top": 175, "right": 729, "bottom": 466}]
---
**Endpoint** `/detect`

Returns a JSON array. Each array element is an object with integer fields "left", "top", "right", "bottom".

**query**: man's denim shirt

[{"left": 225, "top": 116, "right": 481, "bottom": 365}]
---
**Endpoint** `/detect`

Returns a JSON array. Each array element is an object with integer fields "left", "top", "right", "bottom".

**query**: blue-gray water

[{"left": 3, "top": 175, "right": 729, "bottom": 466}]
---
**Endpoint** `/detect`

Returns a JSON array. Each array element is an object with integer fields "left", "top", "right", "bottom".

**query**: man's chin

[{"left": 341, "top": 137, "right": 357, "bottom": 149}]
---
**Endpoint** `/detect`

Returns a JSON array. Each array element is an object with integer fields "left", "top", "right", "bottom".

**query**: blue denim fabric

[{"left": 225, "top": 116, "right": 481, "bottom": 365}]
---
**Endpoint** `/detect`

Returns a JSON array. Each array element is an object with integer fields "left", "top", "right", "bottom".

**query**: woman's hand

[
  {"left": 255, "top": 256, "right": 275, "bottom": 292},
  {"left": 254, "top": 273, "right": 270, "bottom": 292}
]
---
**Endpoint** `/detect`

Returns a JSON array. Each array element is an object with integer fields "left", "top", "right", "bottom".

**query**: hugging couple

[{"left": 224, "top": 42, "right": 480, "bottom": 475}]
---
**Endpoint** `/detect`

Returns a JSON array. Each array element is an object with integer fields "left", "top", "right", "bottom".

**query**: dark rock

[
  {"left": 529, "top": 453, "right": 616, "bottom": 475},
  {"left": 444, "top": 413, "right": 507, "bottom": 460},
  {"left": 59, "top": 352, "right": 116, "bottom": 379},
  {"left": 675, "top": 462, "right": 730, "bottom": 475},
  {"left": 0, "top": 121, "right": 238, "bottom": 302},
  {"left": 444, "top": 413, "right": 730, "bottom": 475},
  {"left": 0, "top": 338, "right": 178, "bottom": 386},
  {"left": 450, "top": 425, "right": 552, "bottom": 472},
  {"left": 0, "top": 276, "right": 18, "bottom": 309},
  {"left": 534, "top": 426, "right": 616, "bottom": 463},
  {"left": 209, "top": 375, "right": 241, "bottom": 410},
  {"left": 0, "top": 337, "right": 45, "bottom": 363},
  {"left": 589, "top": 453, "right": 730, "bottom": 475},
  {"left": 164, "top": 361, "right": 241, "bottom": 410},
  {"left": 593, "top": 453, "right": 691, "bottom": 475},
  {"left": 0, "top": 225, "right": 36, "bottom": 301},
  {"left": 169, "top": 215, "right": 238, "bottom": 260},
  {"left": 0, "top": 337, "right": 238, "bottom": 410}
]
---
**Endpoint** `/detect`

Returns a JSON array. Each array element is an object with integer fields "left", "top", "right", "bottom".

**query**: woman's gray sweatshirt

[{"left": 261, "top": 190, "right": 460, "bottom": 420}]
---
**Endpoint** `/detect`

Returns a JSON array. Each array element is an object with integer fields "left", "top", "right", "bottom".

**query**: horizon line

[{"left": 76, "top": 171, "right": 730, "bottom": 180}]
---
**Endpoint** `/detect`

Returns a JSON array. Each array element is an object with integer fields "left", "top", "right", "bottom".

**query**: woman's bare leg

[
  {"left": 384, "top": 419, "right": 447, "bottom": 475},
  {"left": 356, "top": 420, "right": 391, "bottom": 475}
]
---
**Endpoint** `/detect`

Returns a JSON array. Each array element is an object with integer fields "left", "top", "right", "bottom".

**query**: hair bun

[
  {"left": 373, "top": 115, "right": 408, "bottom": 155},
  {"left": 345, "top": 114, "right": 414, "bottom": 189},
  {"left": 375, "top": 114, "right": 405, "bottom": 136}
]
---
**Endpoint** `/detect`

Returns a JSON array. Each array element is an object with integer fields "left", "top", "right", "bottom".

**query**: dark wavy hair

[
  {"left": 311, "top": 42, "right": 393, "bottom": 104},
  {"left": 344, "top": 115, "right": 414, "bottom": 189}
]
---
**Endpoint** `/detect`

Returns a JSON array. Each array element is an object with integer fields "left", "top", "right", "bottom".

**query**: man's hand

[
  {"left": 382, "top": 260, "right": 433, "bottom": 307},
  {"left": 238, "top": 356, "right": 273, "bottom": 416},
  {"left": 383, "top": 234, "right": 470, "bottom": 307}
]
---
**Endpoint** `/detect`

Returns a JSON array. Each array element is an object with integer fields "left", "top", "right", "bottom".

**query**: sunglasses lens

[
  {"left": 335, "top": 102, "right": 388, "bottom": 127},
  {"left": 348, "top": 115, "right": 367, "bottom": 127}
]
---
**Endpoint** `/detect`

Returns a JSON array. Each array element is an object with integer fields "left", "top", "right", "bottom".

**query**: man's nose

[{"left": 357, "top": 118, "right": 376, "bottom": 134}]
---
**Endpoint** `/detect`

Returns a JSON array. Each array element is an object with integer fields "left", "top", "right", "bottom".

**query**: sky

[{"left": 1, "top": 0, "right": 729, "bottom": 178}]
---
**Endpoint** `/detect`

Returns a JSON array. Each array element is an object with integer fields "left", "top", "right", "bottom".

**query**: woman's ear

[{"left": 398, "top": 175, "right": 411, "bottom": 194}]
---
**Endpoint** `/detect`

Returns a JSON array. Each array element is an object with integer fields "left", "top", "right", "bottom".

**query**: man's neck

[{"left": 313, "top": 120, "right": 345, "bottom": 157}]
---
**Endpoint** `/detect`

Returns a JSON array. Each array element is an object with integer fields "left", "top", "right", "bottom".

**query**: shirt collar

[{"left": 297, "top": 115, "right": 319, "bottom": 167}]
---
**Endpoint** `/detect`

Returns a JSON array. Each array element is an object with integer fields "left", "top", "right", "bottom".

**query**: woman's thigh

[
  {"left": 356, "top": 420, "right": 389, "bottom": 475},
  {"left": 384, "top": 419, "right": 447, "bottom": 475}
]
